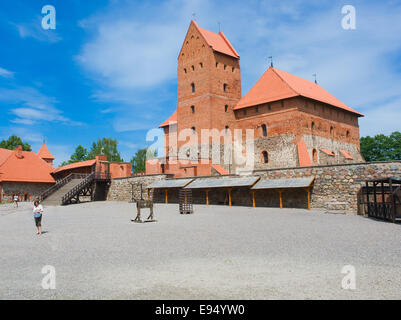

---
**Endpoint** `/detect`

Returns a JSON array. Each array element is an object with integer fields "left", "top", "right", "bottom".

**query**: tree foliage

[
  {"left": 0, "top": 135, "right": 32, "bottom": 151},
  {"left": 360, "top": 131, "right": 401, "bottom": 161},
  {"left": 130, "top": 148, "right": 157, "bottom": 173},
  {"left": 61, "top": 145, "right": 89, "bottom": 166}
]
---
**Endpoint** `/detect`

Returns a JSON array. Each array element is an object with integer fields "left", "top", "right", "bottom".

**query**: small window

[
  {"left": 216, "top": 62, "right": 218, "bottom": 68},
  {"left": 311, "top": 121, "right": 315, "bottom": 130},
  {"left": 232, "top": 67, "right": 235, "bottom": 72},
  {"left": 184, "top": 68, "right": 187, "bottom": 73},
  {"left": 261, "top": 124, "right": 267, "bottom": 137},
  {"left": 225, "top": 105, "right": 228, "bottom": 112},
  {"left": 346, "top": 130, "right": 350, "bottom": 138},
  {"left": 312, "top": 149, "right": 317, "bottom": 162},
  {"left": 223, "top": 83, "right": 228, "bottom": 92},
  {"left": 330, "top": 126, "right": 334, "bottom": 136},
  {"left": 191, "top": 83, "right": 195, "bottom": 93},
  {"left": 224, "top": 65, "right": 227, "bottom": 70},
  {"left": 255, "top": 106, "right": 259, "bottom": 113},
  {"left": 191, "top": 126, "right": 196, "bottom": 134},
  {"left": 225, "top": 125, "right": 229, "bottom": 133},
  {"left": 262, "top": 151, "right": 269, "bottom": 164},
  {"left": 191, "top": 105, "right": 195, "bottom": 113},
  {"left": 191, "top": 65, "right": 195, "bottom": 71},
  {"left": 268, "top": 104, "right": 272, "bottom": 111},
  {"left": 199, "top": 62, "right": 203, "bottom": 68}
]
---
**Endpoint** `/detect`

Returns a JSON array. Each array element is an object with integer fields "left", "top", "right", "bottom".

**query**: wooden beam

[
  {"left": 205, "top": 189, "right": 210, "bottom": 206},
  {"left": 252, "top": 191, "right": 255, "bottom": 208},
  {"left": 165, "top": 189, "right": 168, "bottom": 204},
  {"left": 277, "top": 189, "right": 283, "bottom": 209},
  {"left": 227, "top": 188, "right": 232, "bottom": 207},
  {"left": 147, "top": 189, "right": 150, "bottom": 201},
  {"left": 304, "top": 187, "right": 311, "bottom": 210}
]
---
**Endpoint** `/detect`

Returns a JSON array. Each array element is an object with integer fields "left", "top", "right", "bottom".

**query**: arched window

[
  {"left": 191, "top": 105, "right": 195, "bottom": 114},
  {"left": 224, "top": 64, "right": 227, "bottom": 70},
  {"left": 216, "top": 62, "right": 219, "bottom": 68},
  {"left": 225, "top": 105, "right": 228, "bottom": 112},
  {"left": 191, "top": 65, "right": 195, "bottom": 71},
  {"left": 311, "top": 121, "right": 315, "bottom": 130},
  {"left": 199, "top": 62, "right": 203, "bottom": 68},
  {"left": 312, "top": 149, "right": 317, "bottom": 162},
  {"left": 330, "top": 126, "right": 334, "bottom": 136},
  {"left": 232, "top": 67, "right": 235, "bottom": 72},
  {"left": 346, "top": 130, "right": 350, "bottom": 138},
  {"left": 225, "top": 125, "right": 229, "bottom": 133},
  {"left": 223, "top": 83, "right": 228, "bottom": 92},
  {"left": 261, "top": 124, "right": 267, "bottom": 137},
  {"left": 261, "top": 151, "right": 269, "bottom": 164},
  {"left": 191, "top": 83, "right": 195, "bottom": 93},
  {"left": 191, "top": 126, "right": 196, "bottom": 134},
  {"left": 184, "top": 68, "right": 187, "bottom": 73}
]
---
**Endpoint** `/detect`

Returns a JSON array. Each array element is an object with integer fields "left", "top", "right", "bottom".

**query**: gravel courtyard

[{"left": 1, "top": 201, "right": 400, "bottom": 300}]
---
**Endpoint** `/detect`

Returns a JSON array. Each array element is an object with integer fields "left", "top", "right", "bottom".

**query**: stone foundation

[{"left": 1, "top": 182, "right": 54, "bottom": 203}]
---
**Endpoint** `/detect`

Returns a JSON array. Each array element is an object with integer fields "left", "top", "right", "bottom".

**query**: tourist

[
  {"left": 33, "top": 200, "right": 44, "bottom": 235},
  {"left": 13, "top": 194, "right": 19, "bottom": 208}
]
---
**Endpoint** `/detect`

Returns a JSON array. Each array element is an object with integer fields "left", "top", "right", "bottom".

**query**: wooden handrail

[
  {"left": 39, "top": 173, "right": 89, "bottom": 202},
  {"left": 61, "top": 173, "right": 95, "bottom": 205}
]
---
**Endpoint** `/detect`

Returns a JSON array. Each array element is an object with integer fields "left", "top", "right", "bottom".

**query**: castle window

[
  {"left": 311, "top": 121, "right": 315, "bottom": 130},
  {"left": 346, "top": 130, "right": 350, "bottom": 138},
  {"left": 261, "top": 151, "right": 269, "bottom": 164},
  {"left": 268, "top": 104, "right": 272, "bottom": 111},
  {"left": 232, "top": 67, "right": 235, "bottom": 72},
  {"left": 191, "top": 83, "right": 195, "bottom": 93},
  {"left": 223, "top": 83, "right": 228, "bottom": 92},
  {"left": 224, "top": 65, "right": 227, "bottom": 70},
  {"left": 199, "top": 62, "right": 203, "bottom": 68},
  {"left": 330, "top": 126, "right": 334, "bottom": 136},
  {"left": 191, "top": 105, "right": 195, "bottom": 114},
  {"left": 216, "top": 62, "right": 218, "bottom": 68},
  {"left": 184, "top": 68, "right": 187, "bottom": 73},
  {"left": 261, "top": 124, "right": 267, "bottom": 137},
  {"left": 312, "top": 149, "right": 317, "bottom": 162},
  {"left": 191, "top": 126, "right": 196, "bottom": 134},
  {"left": 225, "top": 105, "right": 228, "bottom": 112},
  {"left": 191, "top": 65, "right": 195, "bottom": 71},
  {"left": 225, "top": 125, "right": 229, "bottom": 133}
]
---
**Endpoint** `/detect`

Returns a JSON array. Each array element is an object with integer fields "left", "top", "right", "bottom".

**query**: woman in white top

[
  {"left": 13, "top": 194, "right": 19, "bottom": 208},
  {"left": 33, "top": 200, "right": 44, "bottom": 235}
]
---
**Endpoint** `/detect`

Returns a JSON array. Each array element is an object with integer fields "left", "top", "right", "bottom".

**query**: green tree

[
  {"left": 61, "top": 145, "right": 89, "bottom": 166},
  {"left": 0, "top": 135, "right": 32, "bottom": 151},
  {"left": 87, "top": 138, "right": 123, "bottom": 162},
  {"left": 130, "top": 148, "right": 157, "bottom": 173},
  {"left": 360, "top": 131, "right": 401, "bottom": 161}
]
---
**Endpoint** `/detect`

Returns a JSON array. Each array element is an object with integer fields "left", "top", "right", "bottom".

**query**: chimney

[
  {"left": 96, "top": 155, "right": 108, "bottom": 161},
  {"left": 15, "top": 145, "right": 23, "bottom": 159}
]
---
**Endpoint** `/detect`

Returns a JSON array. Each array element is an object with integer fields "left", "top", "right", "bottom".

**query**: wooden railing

[
  {"left": 367, "top": 202, "right": 394, "bottom": 222},
  {"left": 61, "top": 173, "right": 95, "bottom": 205},
  {"left": 39, "top": 173, "right": 89, "bottom": 202}
]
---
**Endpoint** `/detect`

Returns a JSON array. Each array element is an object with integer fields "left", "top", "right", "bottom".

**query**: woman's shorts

[{"left": 34, "top": 216, "right": 42, "bottom": 227}]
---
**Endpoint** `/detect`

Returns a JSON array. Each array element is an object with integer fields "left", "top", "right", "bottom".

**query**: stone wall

[
  {"left": 254, "top": 161, "right": 401, "bottom": 212},
  {"left": 106, "top": 174, "right": 170, "bottom": 202},
  {"left": 1, "top": 182, "right": 54, "bottom": 202}
]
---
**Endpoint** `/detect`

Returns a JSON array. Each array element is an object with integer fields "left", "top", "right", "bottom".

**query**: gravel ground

[{"left": 1, "top": 201, "right": 400, "bottom": 300}]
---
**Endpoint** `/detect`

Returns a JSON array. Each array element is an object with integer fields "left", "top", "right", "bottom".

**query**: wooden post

[
  {"left": 228, "top": 188, "right": 232, "bottom": 207},
  {"left": 165, "top": 189, "right": 168, "bottom": 204},
  {"left": 389, "top": 179, "right": 395, "bottom": 223},
  {"left": 184, "top": 191, "right": 187, "bottom": 204},
  {"left": 365, "top": 181, "right": 370, "bottom": 216},
  {"left": 206, "top": 189, "right": 209, "bottom": 206},
  {"left": 373, "top": 182, "right": 377, "bottom": 217},
  {"left": 252, "top": 191, "right": 255, "bottom": 208},
  {"left": 277, "top": 189, "right": 283, "bottom": 209},
  {"left": 147, "top": 189, "right": 150, "bottom": 201},
  {"left": 304, "top": 187, "right": 311, "bottom": 210}
]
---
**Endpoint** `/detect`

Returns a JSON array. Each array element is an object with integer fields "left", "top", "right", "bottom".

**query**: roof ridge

[
  {"left": 218, "top": 31, "right": 239, "bottom": 58},
  {"left": 270, "top": 67, "right": 300, "bottom": 96}
]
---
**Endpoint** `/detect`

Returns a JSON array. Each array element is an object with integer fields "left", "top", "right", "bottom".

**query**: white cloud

[
  {"left": 12, "top": 17, "right": 62, "bottom": 43},
  {"left": 0, "top": 67, "right": 14, "bottom": 78}
]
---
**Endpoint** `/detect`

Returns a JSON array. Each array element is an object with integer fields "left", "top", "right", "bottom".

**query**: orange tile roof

[
  {"left": 159, "top": 110, "right": 178, "bottom": 128},
  {"left": 297, "top": 138, "right": 312, "bottom": 167},
  {"left": 192, "top": 20, "right": 239, "bottom": 58},
  {"left": 340, "top": 150, "right": 353, "bottom": 159},
  {"left": 37, "top": 143, "right": 55, "bottom": 160},
  {"left": 0, "top": 148, "right": 13, "bottom": 166},
  {"left": 320, "top": 148, "right": 335, "bottom": 156},
  {"left": 234, "top": 67, "right": 363, "bottom": 116},
  {"left": 212, "top": 164, "right": 229, "bottom": 175},
  {"left": 53, "top": 159, "right": 97, "bottom": 174},
  {"left": 0, "top": 148, "right": 55, "bottom": 183}
]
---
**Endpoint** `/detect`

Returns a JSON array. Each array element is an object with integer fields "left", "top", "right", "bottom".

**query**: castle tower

[
  {"left": 37, "top": 142, "right": 55, "bottom": 167},
  {"left": 176, "top": 20, "right": 241, "bottom": 153}
]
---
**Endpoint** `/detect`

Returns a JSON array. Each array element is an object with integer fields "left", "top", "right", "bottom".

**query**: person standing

[
  {"left": 13, "top": 194, "right": 19, "bottom": 208},
  {"left": 33, "top": 200, "right": 44, "bottom": 235}
]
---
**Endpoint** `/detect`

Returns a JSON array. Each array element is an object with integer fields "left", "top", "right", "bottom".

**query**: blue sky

[{"left": 1, "top": 0, "right": 400, "bottom": 166}]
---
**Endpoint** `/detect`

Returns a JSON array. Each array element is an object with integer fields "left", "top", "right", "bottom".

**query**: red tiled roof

[
  {"left": 320, "top": 148, "right": 335, "bottom": 156},
  {"left": 340, "top": 150, "right": 353, "bottom": 159},
  {"left": 192, "top": 20, "right": 239, "bottom": 58},
  {"left": 212, "top": 164, "right": 229, "bottom": 175},
  {"left": 297, "top": 138, "right": 312, "bottom": 167},
  {"left": 0, "top": 148, "right": 55, "bottom": 183},
  {"left": 0, "top": 148, "right": 13, "bottom": 166},
  {"left": 234, "top": 67, "right": 363, "bottom": 116},
  {"left": 159, "top": 110, "right": 178, "bottom": 128},
  {"left": 53, "top": 159, "right": 97, "bottom": 174},
  {"left": 37, "top": 143, "right": 55, "bottom": 160}
]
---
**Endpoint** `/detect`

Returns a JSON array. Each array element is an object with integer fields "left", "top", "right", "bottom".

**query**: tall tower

[{"left": 176, "top": 21, "right": 241, "bottom": 152}]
